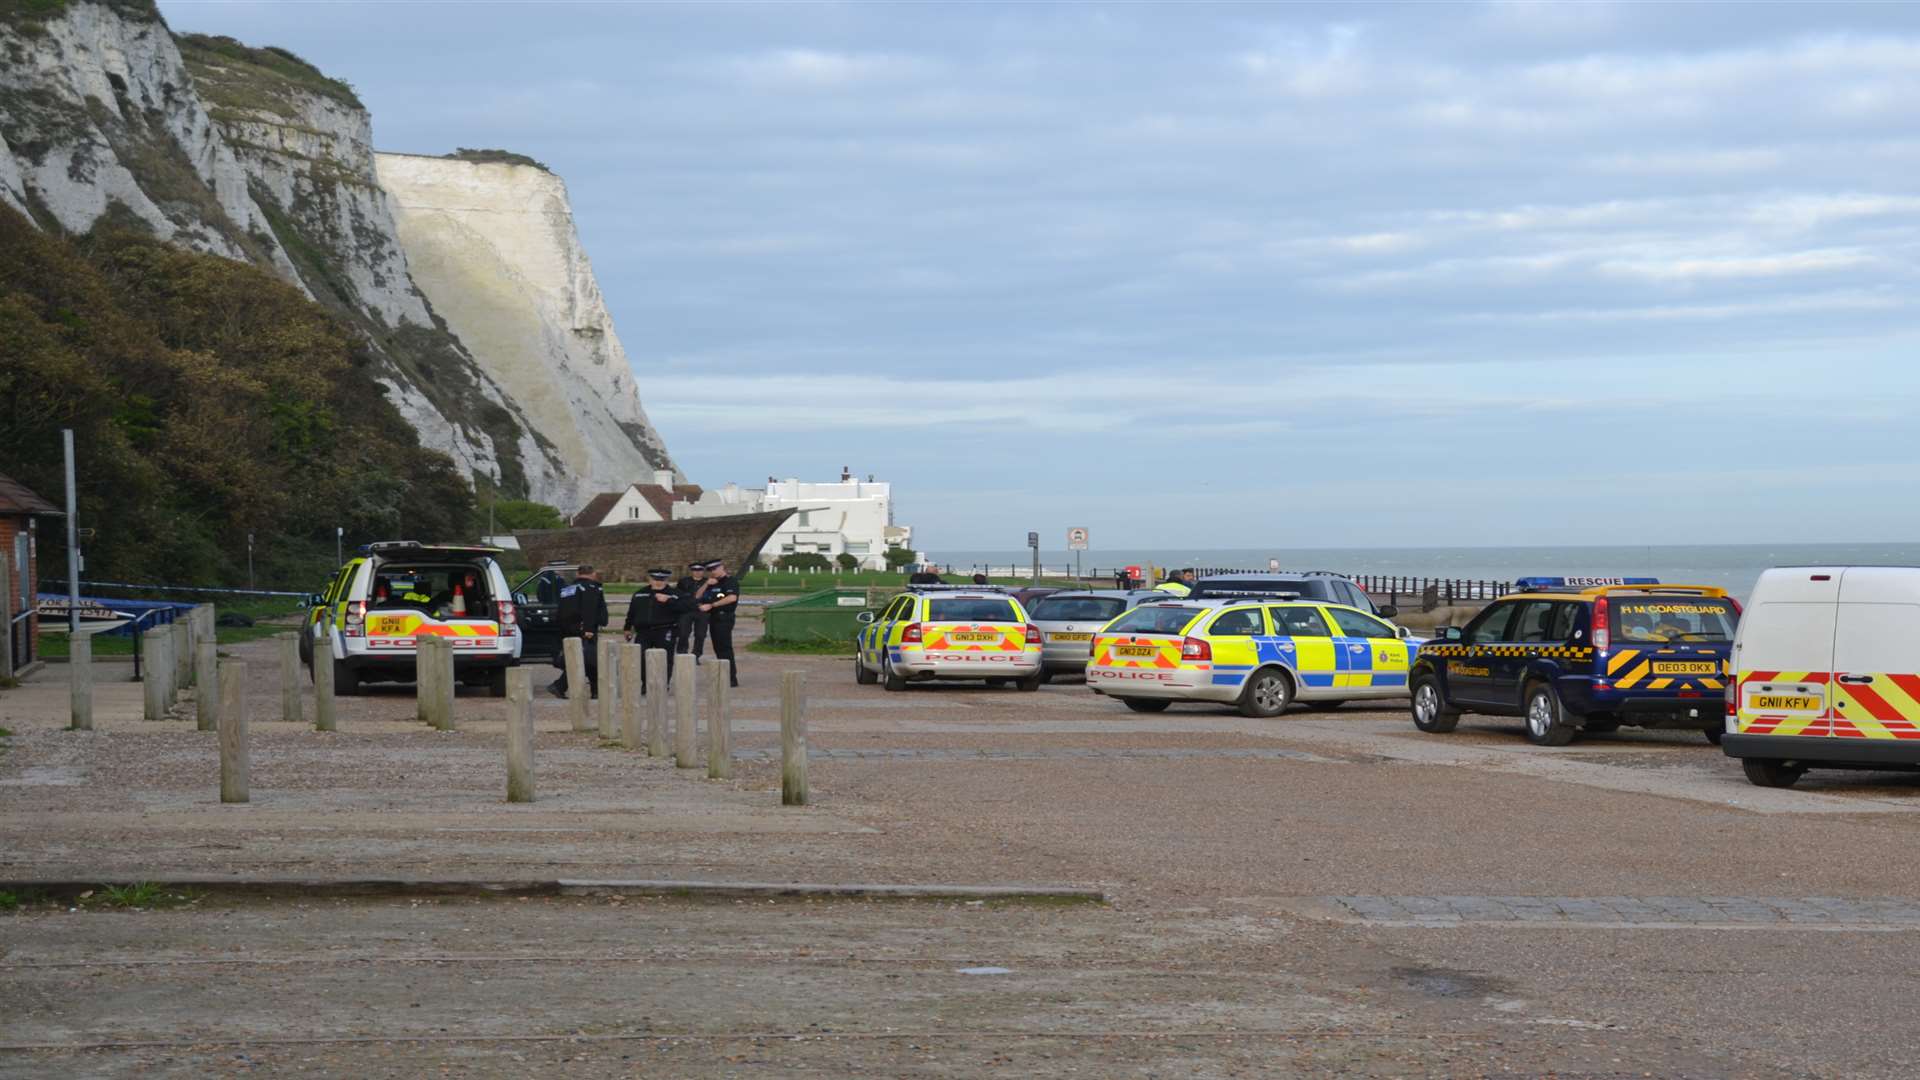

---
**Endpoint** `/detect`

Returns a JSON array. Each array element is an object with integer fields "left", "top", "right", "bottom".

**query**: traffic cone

[{"left": 452, "top": 581, "right": 467, "bottom": 616}]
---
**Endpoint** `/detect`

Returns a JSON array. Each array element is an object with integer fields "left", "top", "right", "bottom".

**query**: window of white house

[
  {"left": 797, "top": 511, "right": 811, "bottom": 527},
  {"left": 845, "top": 542, "right": 870, "bottom": 554}
]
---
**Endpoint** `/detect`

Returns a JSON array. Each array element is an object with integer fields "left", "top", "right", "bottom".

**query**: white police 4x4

[{"left": 303, "top": 542, "right": 521, "bottom": 696}]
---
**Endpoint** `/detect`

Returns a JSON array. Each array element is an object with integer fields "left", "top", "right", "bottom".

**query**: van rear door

[
  {"left": 1734, "top": 569, "right": 1839, "bottom": 737},
  {"left": 1830, "top": 568, "right": 1920, "bottom": 741}
]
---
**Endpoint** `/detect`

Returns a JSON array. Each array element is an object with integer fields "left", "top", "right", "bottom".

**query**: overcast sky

[{"left": 157, "top": 1, "right": 1920, "bottom": 551}]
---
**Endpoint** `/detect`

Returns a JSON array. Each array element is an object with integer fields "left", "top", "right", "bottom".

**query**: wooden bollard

[
  {"left": 619, "top": 643, "right": 644, "bottom": 749},
  {"left": 69, "top": 631, "right": 93, "bottom": 731},
  {"left": 280, "top": 633, "right": 304, "bottom": 724},
  {"left": 218, "top": 659, "right": 248, "bottom": 803},
  {"left": 418, "top": 636, "right": 454, "bottom": 730},
  {"left": 312, "top": 640, "right": 336, "bottom": 732},
  {"left": 781, "top": 671, "right": 808, "bottom": 806},
  {"left": 562, "top": 637, "right": 590, "bottom": 732},
  {"left": 171, "top": 621, "right": 191, "bottom": 697},
  {"left": 143, "top": 628, "right": 171, "bottom": 721},
  {"left": 707, "top": 659, "right": 732, "bottom": 780},
  {"left": 195, "top": 640, "right": 219, "bottom": 732},
  {"left": 597, "top": 635, "right": 619, "bottom": 740},
  {"left": 644, "top": 648, "right": 669, "bottom": 757},
  {"left": 673, "top": 662, "right": 697, "bottom": 768},
  {"left": 505, "top": 666, "right": 535, "bottom": 803}
]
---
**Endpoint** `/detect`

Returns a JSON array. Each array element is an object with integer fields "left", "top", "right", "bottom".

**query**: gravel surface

[{"left": 4, "top": 632, "right": 1919, "bottom": 1075}]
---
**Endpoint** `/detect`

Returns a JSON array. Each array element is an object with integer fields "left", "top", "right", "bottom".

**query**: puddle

[{"left": 1391, "top": 964, "right": 1511, "bottom": 998}]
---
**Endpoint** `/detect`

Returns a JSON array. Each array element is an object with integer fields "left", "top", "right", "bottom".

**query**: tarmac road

[{"left": 4, "top": 633, "right": 1919, "bottom": 1076}]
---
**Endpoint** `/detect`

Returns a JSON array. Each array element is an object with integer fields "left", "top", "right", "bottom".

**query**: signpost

[
  {"left": 1027, "top": 531, "right": 1040, "bottom": 583},
  {"left": 1067, "top": 527, "right": 1089, "bottom": 582},
  {"left": 1268, "top": 558, "right": 1281, "bottom": 572}
]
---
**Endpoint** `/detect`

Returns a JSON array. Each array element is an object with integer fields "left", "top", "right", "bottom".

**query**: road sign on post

[
  {"left": 1067, "top": 528, "right": 1089, "bottom": 551},
  {"left": 1027, "top": 532, "right": 1040, "bottom": 582}
]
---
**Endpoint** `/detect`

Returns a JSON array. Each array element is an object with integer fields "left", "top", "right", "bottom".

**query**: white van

[{"left": 1723, "top": 566, "right": 1920, "bottom": 787}]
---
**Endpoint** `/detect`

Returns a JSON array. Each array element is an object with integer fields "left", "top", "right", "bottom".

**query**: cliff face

[
  {"left": 0, "top": 2, "right": 676, "bottom": 512},
  {"left": 376, "top": 153, "right": 681, "bottom": 507}
]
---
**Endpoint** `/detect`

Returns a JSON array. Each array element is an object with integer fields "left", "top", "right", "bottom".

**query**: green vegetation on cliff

[
  {"left": 174, "top": 32, "right": 362, "bottom": 112},
  {"left": 0, "top": 204, "right": 474, "bottom": 588},
  {"left": 445, "top": 148, "right": 551, "bottom": 173}
]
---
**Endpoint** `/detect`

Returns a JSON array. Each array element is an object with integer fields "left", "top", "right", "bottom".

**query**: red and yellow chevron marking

[
  {"left": 922, "top": 624, "right": 1027, "bottom": 653},
  {"left": 366, "top": 612, "right": 499, "bottom": 639},
  {"left": 1091, "top": 636, "right": 1179, "bottom": 670},
  {"left": 1736, "top": 670, "right": 1829, "bottom": 736},
  {"left": 1832, "top": 673, "right": 1920, "bottom": 740}
]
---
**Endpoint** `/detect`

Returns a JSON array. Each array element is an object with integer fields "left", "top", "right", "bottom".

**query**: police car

[
  {"left": 1085, "top": 596, "right": 1418, "bottom": 715},
  {"left": 854, "top": 586, "right": 1044, "bottom": 691},
  {"left": 303, "top": 542, "right": 521, "bottom": 695},
  {"left": 1409, "top": 577, "right": 1738, "bottom": 746}
]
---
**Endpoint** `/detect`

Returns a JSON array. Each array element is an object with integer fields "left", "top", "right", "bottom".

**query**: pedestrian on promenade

[
  {"left": 676, "top": 560, "right": 708, "bottom": 662},
  {"left": 550, "top": 564, "right": 608, "bottom": 699},
  {"left": 625, "top": 568, "right": 686, "bottom": 692},
  {"left": 698, "top": 557, "right": 741, "bottom": 687}
]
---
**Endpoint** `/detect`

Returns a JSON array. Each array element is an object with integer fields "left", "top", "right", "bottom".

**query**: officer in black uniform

[
  {"left": 697, "top": 557, "right": 741, "bottom": 687},
  {"left": 623, "top": 568, "right": 685, "bottom": 692},
  {"left": 675, "top": 560, "right": 708, "bottom": 662},
  {"left": 549, "top": 564, "right": 608, "bottom": 699}
]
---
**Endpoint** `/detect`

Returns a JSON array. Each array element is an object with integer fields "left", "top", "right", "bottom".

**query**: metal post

[
  {"left": 247, "top": 531, "right": 256, "bottom": 592},
  {"left": 63, "top": 428, "right": 79, "bottom": 636},
  {"left": 335, "top": 526, "right": 343, "bottom": 567},
  {"left": 0, "top": 554, "right": 11, "bottom": 682},
  {"left": 70, "top": 630, "right": 92, "bottom": 731}
]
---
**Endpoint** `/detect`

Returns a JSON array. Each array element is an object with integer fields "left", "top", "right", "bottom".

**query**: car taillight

[
  {"left": 1180, "top": 636, "right": 1211, "bottom": 661},
  {"left": 1728, "top": 596, "right": 1743, "bottom": 616},
  {"left": 1591, "top": 596, "right": 1609, "bottom": 652},
  {"left": 1024, "top": 624, "right": 1039, "bottom": 643},
  {"left": 497, "top": 600, "right": 517, "bottom": 631},
  {"left": 1725, "top": 681, "right": 1737, "bottom": 716},
  {"left": 902, "top": 623, "right": 922, "bottom": 644},
  {"left": 344, "top": 600, "right": 366, "bottom": 638}
]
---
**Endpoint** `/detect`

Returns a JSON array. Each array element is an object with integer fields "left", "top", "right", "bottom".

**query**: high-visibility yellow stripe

[{"left": 1607, "top": 650, "right": 1640, "bottom": 676}]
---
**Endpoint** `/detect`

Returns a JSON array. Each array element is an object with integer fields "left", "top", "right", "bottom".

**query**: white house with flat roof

[{"left": 672, "top": 468, "right": 914, "bottom": 569}]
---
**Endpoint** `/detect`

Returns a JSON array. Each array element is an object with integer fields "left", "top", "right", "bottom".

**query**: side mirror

[
  {"left": 1394, "top": 625, "right": 1411, "bottom": 640},
  {"left": 856, "top": 611, "right": 876, "bottom": 624},
  {"left": 1378, "top": 604, "right": 1399, "bottom": 619},
  {"left": 514, "top": 592, "right": 528, "bottom": 606},
  {"left": 1437, "top": 626, "right": 1463, "bottom": 642},
  {"left": 308, "top": 593, "right": 326, "bottom": 607}
]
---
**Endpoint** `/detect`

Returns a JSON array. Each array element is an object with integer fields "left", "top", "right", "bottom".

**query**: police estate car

[
  {"left": 854, "top": 586, "right": 1044, "bottom": 691},
  {"left": 1085, "top": 597, "right": 1418, "bottom": 715},
  {"left": 1409, "top": 577, "right": 1738, "bottom": 746}
]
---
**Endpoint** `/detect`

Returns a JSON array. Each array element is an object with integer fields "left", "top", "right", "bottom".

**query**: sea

[{"left": 927, "top": 542, "right": 1920, "bottom": 600}]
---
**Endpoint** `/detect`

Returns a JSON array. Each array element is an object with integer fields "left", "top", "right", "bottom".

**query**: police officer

[
  {"left": 549, "top": 564, "right": 608, "bottom": 699},
  {"left": 676, "top": 560, "right": 708, "bottom": 662},
  {"left": 697, "top": 557, "right": 741, "bottom": 687},
  {"left": 1156, "top": 569, "right": 1197, "bottom": 597},
  {"left": 624, "top": 568, "right": 685, "bottom": 692}
]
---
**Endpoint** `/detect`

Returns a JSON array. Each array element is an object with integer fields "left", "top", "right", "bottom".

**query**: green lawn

[
  {"left": 607, "top": 570, "right": 1090, "bottom": 594},
  {"left": 749, "top": 636, "right": 857, "bottom": 655}
]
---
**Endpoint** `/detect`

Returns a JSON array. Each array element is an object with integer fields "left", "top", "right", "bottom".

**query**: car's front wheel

[
  {"left": 1410, "top": 674, "right": 1458, "bottom": 733},
  {"left": 1703, "top": 727, "right": 1724, "bottom": 746},
  {"left": 333, "top": 658, "right": 360, "bottom": 696},
  {"left": 1121, "top": 697, "right": 1170, "bottom": 713},
  {"left": 1522, "top": 682, "right": 1576, "bottom": 746},
  {"left": 1741, "top": 758, "right": 1805, "bottom": 788},
  {"left": 853, "top": 653, "right": 878, "bottom": 685},
  {"left": 1015, "top": 672, "right": 1043, "bottom": 692},
  {"left": 881, "top": 654, "right": 906, "bottom": 692},
  {"left": 1238, "top": 668, "right": 1294, "bottom": 718}
]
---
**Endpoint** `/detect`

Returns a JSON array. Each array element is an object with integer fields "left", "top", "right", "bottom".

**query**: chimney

[
  {"left": 654, "top": 469, "right": 674, "bottom": 488},
  {"left": 841, "top": 465, "right": 852, "bottom": 482}
]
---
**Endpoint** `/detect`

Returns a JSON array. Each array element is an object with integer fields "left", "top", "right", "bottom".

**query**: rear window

[
  {"left": 1032, "top": 596, "right": 1127, "bottom": 623},
  {"left": 1613, "top": 597, "right": 1739, "bottom": 643},
  {"left": 1106, "top": 605, "right": 1202, "bottom": 635},
  {"left": 927, "top": 598, "right": 1018, "bottom": 623}
]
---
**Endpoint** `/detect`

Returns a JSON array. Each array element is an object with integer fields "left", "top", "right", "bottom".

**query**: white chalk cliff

[
  {"left": 0, "top": 1, "right": 676, "bottom": 512},
  {"left": 375, "top": 153, "right": 680, "bottom": 509}
]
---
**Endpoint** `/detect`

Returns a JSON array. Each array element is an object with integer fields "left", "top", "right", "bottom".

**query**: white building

[
  {"left": 572, "top": 470, "right": 705, "bottom": 528},
  {"left": 673, "top": 469, "right": 915, "bottom": 570}
]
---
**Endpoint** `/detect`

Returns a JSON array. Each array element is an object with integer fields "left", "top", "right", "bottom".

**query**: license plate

[
  {"left": 1115, "top": 645, "right": 1159, "bottom": 658},
  {"left": 1051, "top": 632, "right": 1092, "bottom": 642},
  {"left": 950, "top": 632, "right": 1000, "bottom": 643},
  {"left": 369, "top": 616, "right": 413, "bottom": 635},
  {"left": 1750, "top": 694, "right": 1821, "bottom": 711},
  {"left": 1653, "top": 661, "right": 1719, "bottom": 675}
]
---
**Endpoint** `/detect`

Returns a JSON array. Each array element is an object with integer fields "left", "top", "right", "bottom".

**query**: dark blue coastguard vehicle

[{"left": 1408, "top": 578, "right": 1741, "bottom": 747}]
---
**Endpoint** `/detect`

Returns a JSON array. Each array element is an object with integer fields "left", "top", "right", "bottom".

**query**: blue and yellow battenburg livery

[
  {"left": 1085, "top": 598, "right": 1422, "bottom": 717},
  {"left": 1409, "top": 577, "right": 1740, "bottom": 746}
]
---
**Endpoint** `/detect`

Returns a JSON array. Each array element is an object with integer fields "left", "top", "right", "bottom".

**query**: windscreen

[
  {"left": 1105, "top": 605, "right": 1201, "bottom": 635},
  {"left": 927, "top": 598, "right": 1019, "bottom": 623},
  {"left": 1613, "top": 598, "right": 1739, "bottom": 643},
  {"left": 1031, "top": 596, "right": 1126, "bottom": 623}
]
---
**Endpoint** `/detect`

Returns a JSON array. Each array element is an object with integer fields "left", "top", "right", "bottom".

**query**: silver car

[{"left": 1030, "top": 590, "right": 1169, "bottom": 680}]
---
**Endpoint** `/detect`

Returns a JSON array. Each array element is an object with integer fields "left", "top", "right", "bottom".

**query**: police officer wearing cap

[
  {"left": 550, "top": 565, "right": 608, "bottom": 699},
  {"left": 698, "top": 557, "right": 741, "bottom": 687},
  {"left": 675, "top": 560, "right": 708, "bottom": 662},
  {"left": 624, "top": 568, "right": 686, "bottom": 692}
]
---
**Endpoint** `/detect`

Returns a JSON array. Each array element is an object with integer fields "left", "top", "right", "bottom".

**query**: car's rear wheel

[
  {"left": 1238, "top": 668, "right": 1293, "bottom": 718},
  {"left": 1522, "top": 682, "right": 1576, "bottom": 746},
  {"left": 1121, "top": 697, "right": 1170, "bottom": 713},
  {"left": 1703, "top": 727, "right": 1724, "bottom": 745},
  {"left": 333, "top": 658, "right": 360, "bottom": 696},
  {"left": 1582, "top": 716, "right": 1620, "bottom": 733},
  {"left": 1410, "top": 674, "right": 1458, "bottom": 733},
  {"left": 488, "top": 669, "right": 508, "bottom": 698},
  {"left": 881, "top": 655, "right": 906, "bottom": 692},
  {"left": 1015, "top": 672, "right": 1043, "bottom": 692},
  {"left": 986, "top": 678, "right": 1010, "bottom": 688},
  {"left": 853, "top": 653, "right": 878, "bottom": 685},
  {"left": 1741, "top": 758, "right": 1805, "bottom": 788}
]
